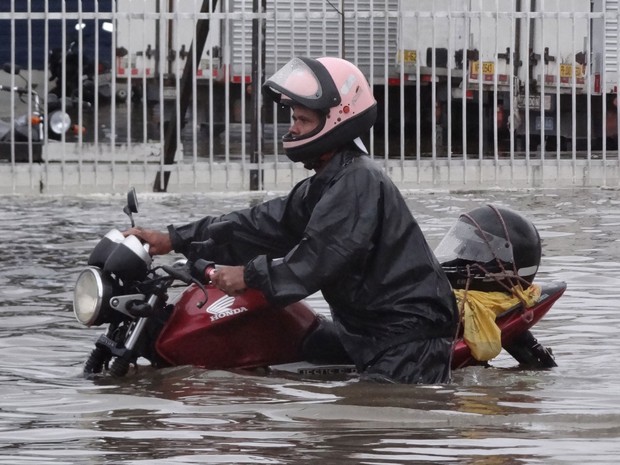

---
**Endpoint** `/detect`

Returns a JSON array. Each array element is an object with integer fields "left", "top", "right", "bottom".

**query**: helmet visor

[
  {"left": 434, "top": 220, "right": 514, "bottom": 265},
  {"left": 263, "top": 57, "right": 340, "bottom": 110}
]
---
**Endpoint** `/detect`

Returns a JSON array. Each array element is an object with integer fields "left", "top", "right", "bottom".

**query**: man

[{"left": 127, "top": 57, "right": 458, "bottom": 384}]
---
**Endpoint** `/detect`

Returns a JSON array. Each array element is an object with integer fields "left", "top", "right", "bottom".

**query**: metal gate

[{"left": 1, "top": 0, "right": 620, "bottom": 194}]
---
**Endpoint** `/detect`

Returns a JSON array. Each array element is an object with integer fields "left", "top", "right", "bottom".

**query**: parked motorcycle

[
  {"left": 0, "top": 64, "right": 77, "bottom": 162},
  {"left": 48, "top": 22, "right": 114, "bottom": 104},
  {"left": 73, "top": 189, "right": 565, "bottom": 379}
]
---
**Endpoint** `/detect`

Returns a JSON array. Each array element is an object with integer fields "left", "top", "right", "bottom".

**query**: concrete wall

[{"left": 2, "top": 157, "right": 619, "bottom": 195}]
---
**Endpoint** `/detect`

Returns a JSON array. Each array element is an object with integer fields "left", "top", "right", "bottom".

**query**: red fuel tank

[{"left": 156, "top": 284, "right": 320, "bottom": 370}]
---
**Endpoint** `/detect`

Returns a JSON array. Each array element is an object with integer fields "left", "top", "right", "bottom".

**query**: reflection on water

[{"left": 1, "top": 188, "right": 620, "bottom": 464}]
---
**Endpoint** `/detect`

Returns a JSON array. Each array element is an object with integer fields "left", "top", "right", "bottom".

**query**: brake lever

[
  {"left": 188, "top": 238, "right": 216, "bottom": 263},
  {"left": 188, "top": 221, "right": 234, "bottom": 262},
  {"left": 161, "top": 261, "right": 215, "bottom": 309},
  {"left": 161, "top": 263, "right": 193, "bottom": 284}
]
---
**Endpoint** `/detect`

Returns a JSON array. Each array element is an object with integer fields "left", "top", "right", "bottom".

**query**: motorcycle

[
  {"left": 48, "top": 22, "right": 114, "bottom": 105},
  {"left": 73, "top": 189, "right": 565, "bottom": 379},
  {"left": 0, "top": 63, "right": 78, "bottom": 162}
]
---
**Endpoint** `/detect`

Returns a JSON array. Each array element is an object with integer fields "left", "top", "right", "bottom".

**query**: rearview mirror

[
  {"left": 123, "top": 187, "right": 139, "bottom": 227},
  {"left": 2, "top": 63, "right": 22, "bottom": 75}
]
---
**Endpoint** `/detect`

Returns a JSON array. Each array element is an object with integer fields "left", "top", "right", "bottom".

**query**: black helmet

[{"left": 434, "top": 205, "right": 542, "bottom": 292}]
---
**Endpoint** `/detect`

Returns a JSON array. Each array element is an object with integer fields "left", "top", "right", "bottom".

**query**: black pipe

[
  {"left": 154, "top": 0, "right": 218, "bottom": 192},
  {"left": 514, "top": 0, "right": 522, "bottom": 79},
  {"left": 250, "top": 0, "right": 266, "bottom": 191},
  {"left": 529, "top": 0, "right": 537, "bottom": 84}
]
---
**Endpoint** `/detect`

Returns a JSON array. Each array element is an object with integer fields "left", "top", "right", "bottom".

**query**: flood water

[{"left": 1, "top": 187, "right": 619, "bottom": 464}]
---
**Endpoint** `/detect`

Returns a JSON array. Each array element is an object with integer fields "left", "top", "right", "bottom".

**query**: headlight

[
  {"left": 49, "top": 110, "right": 72, "bottom": 135},
  {"left": 73, "top": 267, "right": 113, "bottom": 326}
]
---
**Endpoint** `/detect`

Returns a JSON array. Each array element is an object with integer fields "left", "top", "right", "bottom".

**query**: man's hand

[
  {"left": 211, "top": 265, "right": 247, "bottom": 296},
  {"left": 123, "top": 227, "right": 173, "bottom": 256}
]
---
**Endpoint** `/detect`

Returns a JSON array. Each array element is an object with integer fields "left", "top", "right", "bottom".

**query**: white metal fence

[{"left": 1, "top": 0, "right": 620, "bottom": 194}]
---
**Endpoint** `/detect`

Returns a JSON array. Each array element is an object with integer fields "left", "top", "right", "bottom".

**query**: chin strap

[
  {"left": 302, "top": 149, "right": 340, "bottom": 171},
  {"left": 302, "top": 157, "right": 322, "bottom": 170}
]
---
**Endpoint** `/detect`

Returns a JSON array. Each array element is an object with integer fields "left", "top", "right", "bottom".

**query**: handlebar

[
  {"left": 0, "top": 85, "right": 34, "bottom": 95},
  {"left": 161, "top": 263, "right": 194, "bottom": 284},
  {"left": 161, "top": 259, "right": 216, "bottom": 286},
  {"left": 160, "top": 259, "right": 216, "bottom": 309}
]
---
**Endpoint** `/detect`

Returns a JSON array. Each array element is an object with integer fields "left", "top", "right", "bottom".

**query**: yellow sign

[
  {"left": 560, "top": 63, "right": 583, "bottom": 79},
  {"left": 398, "top": 49, "right": 417, "bottom": 64},
  {"left": 471, "top": 61, "right": 495, "bottom": 75}
]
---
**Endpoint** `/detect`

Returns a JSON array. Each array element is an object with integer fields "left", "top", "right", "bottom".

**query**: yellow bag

[{"left": 453, "top": 285, "right": 541, "bottom": 361}]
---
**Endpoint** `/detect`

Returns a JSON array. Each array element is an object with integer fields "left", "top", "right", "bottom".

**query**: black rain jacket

[{"left": 168, "top": 150, "right": 458, "bottom": 382}]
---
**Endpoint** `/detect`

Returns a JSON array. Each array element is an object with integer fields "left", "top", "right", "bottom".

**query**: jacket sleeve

[
  {"left": 245, "top": 165, "right": 383, "bottom": 305},
  {"left": 168, "top": 193, "right": 301, "bottom": 265}
]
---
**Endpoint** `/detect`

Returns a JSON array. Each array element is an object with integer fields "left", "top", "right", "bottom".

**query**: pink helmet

[{"left": 263, "top": 57, "right": 377, "bottom": 163}]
